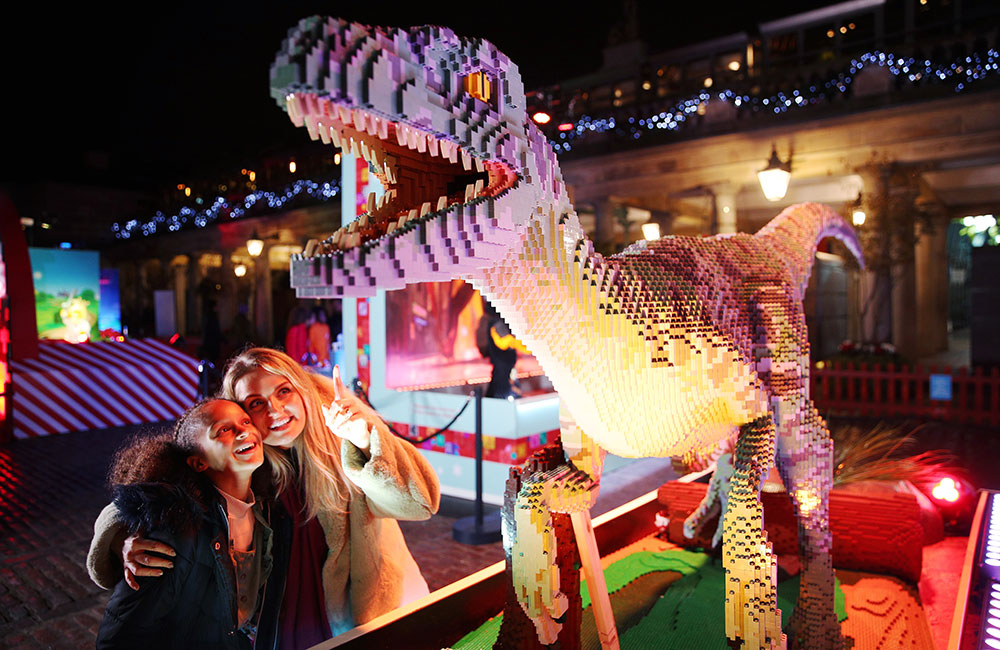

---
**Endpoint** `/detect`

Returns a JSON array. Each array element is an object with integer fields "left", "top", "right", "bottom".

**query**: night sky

[{"left": 5, "top": 1, "right": 832, "bottom": 192}]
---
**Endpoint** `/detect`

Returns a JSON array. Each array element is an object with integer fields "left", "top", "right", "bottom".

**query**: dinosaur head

[{"left": 270, "top": 17, "right": 567, "bottom": 297}]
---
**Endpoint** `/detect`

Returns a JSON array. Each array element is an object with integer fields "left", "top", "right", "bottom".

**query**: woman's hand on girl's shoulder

[{"left": 121, "top": 534, "right": 175, "bottom": 590}]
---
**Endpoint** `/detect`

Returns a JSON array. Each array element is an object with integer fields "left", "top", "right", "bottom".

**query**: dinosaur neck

[{"left": 470, "top": 205, "right": 628, "bottom": 375}]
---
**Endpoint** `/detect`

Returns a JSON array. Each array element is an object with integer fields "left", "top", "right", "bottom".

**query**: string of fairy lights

[
  {"left": 550, "top": 46, "right": 999, "bottom": 152},
  {"left": 113, "top": 46, "right": 996, "bottom": 239},
  {"left": 112, "top": 177, "right": 340, "bottom": 239}
]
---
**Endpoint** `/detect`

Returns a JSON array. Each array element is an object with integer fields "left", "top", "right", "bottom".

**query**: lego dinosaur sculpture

[{"left": 271, "top": 17, "right": 861, "bottom": 650}]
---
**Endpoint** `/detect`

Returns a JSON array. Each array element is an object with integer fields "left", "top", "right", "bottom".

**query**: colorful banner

[{"left": 99, "top": 268, "right": 121, "bottom": 333}]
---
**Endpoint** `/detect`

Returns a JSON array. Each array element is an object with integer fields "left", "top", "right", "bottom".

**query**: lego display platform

[{"left": 308, "top": 488, "right": 964, "bottom": 650}]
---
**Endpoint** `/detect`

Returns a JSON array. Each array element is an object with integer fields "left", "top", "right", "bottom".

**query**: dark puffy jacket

[{"left": 96, "top": 480, "right": 290, "bottom": 650}]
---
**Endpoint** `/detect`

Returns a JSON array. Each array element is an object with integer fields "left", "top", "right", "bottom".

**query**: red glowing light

[
  {"left": 169, "top": 333, "right": 181, "bottom": 345},
  {"left": 931, "top": 477, "right": 960, "bottom": 503},
  {"left": 557, "top": 122, "right": 574, "bottom": 132},
  {"left": 532, "top": 112, "right": 551, "bottom": 125}
]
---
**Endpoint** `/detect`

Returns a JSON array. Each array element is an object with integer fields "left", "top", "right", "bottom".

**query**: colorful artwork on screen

[
  {"left": 384, "top": 279, "right": 542, "bottom": 391},
  {"left": 28, "top": 248, "right": 100, "bottom": 343}
]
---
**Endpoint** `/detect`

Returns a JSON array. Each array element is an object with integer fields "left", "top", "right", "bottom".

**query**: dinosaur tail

[{"left": 755, "top": 202, "right": 864, "bottom": 299}]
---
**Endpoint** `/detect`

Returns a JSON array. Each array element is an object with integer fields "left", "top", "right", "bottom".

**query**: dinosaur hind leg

[
  {"left": 774, "top": 399, "right": 843, "bottom": 650},
  {"left": 723, "top": 415, "right": 785, "bottom": 650}
]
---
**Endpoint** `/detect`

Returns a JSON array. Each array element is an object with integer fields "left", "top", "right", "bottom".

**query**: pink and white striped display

[{"left": 10, "top": 338, "right": 198, "bottom": 438}]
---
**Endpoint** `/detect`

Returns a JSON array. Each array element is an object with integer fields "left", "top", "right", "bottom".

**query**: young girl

[
  {"left": 89, "top": 349, "right": 440, "bottom": 649},
  {"left": 96, "top": 399, "right": 282, "bottom": 650}
]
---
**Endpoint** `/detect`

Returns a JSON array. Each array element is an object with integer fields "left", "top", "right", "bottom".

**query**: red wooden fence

[{"left": 810, "top": 362, "right": 1000, "bottom": 427}]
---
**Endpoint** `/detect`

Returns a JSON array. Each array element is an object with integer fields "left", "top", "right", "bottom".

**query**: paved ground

[
  {"left": 0, "top": 421, "right": 677, "bottom": 649},
  {"left": 0, "top": 414, "right": 994, "bottom": 649}
]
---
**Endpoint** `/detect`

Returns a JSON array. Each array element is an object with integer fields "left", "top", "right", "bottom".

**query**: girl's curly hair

[{"left": 108, "top": 399, "right": 224, "bottom": 488}]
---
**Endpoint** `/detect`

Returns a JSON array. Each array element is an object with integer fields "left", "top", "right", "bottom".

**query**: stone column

[
  {"left": 892, "top": 251, "right": 918, "bottom": 361},
  {"left": 914, "top": 220, "right": 949, "bottom": 360},
  {"left": 218, "top": 250, "right": 237, "bottom": 333},
  {"left": 713, "top": 184, "right": 738, "bottom": 234},
  {"left": 170, "top": 256, "right": 188, "bottom": 336},
  {"left": 592, "top": 199, "right": 616, "bottom": 251},
  {"left": 186, "top": 253, "right": 203, "bottom": 336},
  {"left": 253, "top": 244, "right": 273, "bottom": 346}
]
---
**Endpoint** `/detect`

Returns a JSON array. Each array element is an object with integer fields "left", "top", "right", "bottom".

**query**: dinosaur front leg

[
  {"left": 723, "top": 415, "right": 785, "bottom": 650},
  {"left": 773, "top": 399, "right": 842, "bottom": 650},
  {"left": 683, "top": 447, "right": 735, "bottom": 548},
  {"left": 511, "top": 404, "right": 608, "bottom": 646}
]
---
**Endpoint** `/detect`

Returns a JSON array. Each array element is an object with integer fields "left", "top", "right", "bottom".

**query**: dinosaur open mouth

[{"left": 286, "top": 93, "right": 518, "bottom": 256}]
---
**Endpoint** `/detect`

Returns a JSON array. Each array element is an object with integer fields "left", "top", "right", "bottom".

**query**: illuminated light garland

[
  {"left": 549, "top": 47, "right": 999, "bottom": 153},
  {"left": 112, "top": 177, "right": 341, "bottom": 239}
]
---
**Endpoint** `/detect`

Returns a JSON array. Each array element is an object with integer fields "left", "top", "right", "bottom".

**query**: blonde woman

[{"left": 88, "top": 348, "right": 440, "bottom": 648}]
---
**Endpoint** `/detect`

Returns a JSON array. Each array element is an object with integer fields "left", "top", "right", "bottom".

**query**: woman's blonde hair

[{"left": 220, "top": 347, "right": 354, "bottom": 519}]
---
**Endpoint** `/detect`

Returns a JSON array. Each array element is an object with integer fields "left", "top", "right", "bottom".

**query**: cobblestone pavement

[
  {"left": 0, "top": 423, "right": 152, "bottom": 649},
  {"left": 1, "top": 415, "right": 991, "bottom": 648},
  {"left": 0, "top": 420, "right": 675, "bottom": 649}
]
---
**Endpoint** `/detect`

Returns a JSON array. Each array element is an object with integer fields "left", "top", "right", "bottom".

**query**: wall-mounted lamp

[
  {"left": 757, "top": 145, "right": 792, "bottom": 202},
  {"left": 247, "top": 228, "right": 281, "bottom": 257},
  {"left": 234, "top": 264, "right": 247, "bottom": 278},
  {"left": 851, "top": 194, "right": 866, "bottom": 226},
  {"left": 247, "top": 230, "right": 264, "bottom": 257},
  {"left": 641, "top": 222, "right": 661, "bottom": 241}
]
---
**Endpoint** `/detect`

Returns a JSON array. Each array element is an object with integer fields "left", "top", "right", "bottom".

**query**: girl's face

[
  {"left": 234, "top": 368, "right": 307, "bottom": 449},
  {"left": 191, "top": 400, "right": 265, "bottom": 479}
]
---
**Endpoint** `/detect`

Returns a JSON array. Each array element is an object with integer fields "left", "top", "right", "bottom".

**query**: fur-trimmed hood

[{"left": 113, "top": 480, "right": 216, "bottom": 537}]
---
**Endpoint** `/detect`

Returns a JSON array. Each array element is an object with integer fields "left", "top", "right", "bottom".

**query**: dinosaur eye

[{"left": 463, "top": 71, "right": 492, "bottom": 103}]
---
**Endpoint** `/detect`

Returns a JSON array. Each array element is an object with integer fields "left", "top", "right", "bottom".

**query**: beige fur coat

[{"left": 88, "top": 424, "right": 441, "bottom": 633}]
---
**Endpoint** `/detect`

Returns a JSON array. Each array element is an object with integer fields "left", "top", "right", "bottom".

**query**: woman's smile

[{"left": 234, "top": 369, "right": 307, "bottom": 448}]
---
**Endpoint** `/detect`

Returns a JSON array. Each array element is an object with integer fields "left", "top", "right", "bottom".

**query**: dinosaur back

[{"left": 754, "top": 203, "right": 863, "bottom": 300}]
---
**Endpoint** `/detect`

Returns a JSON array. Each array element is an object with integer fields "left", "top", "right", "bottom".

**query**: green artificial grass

[{"left": 451, "top": 549, "right": 846, "bottom": 650}]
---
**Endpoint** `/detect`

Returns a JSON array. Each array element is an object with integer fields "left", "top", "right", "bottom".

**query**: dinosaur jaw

[
  {"left": 286, "top": 91, "right": 527, "bottom": 297},
  {"left": 287, "top": 91, "right": 518, "bottom": 249}
]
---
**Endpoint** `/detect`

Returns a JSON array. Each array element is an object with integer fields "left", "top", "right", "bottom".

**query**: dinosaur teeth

[
  {"left": 461, "top": 150, "right": 472, "bottom": 171},
  {"left": 407, "top": 209, "right": 418, "bottom": 222},
  {"left": 338, "top": 105, "right": 352, "bottom": 124},
  {"left": 420, "top": 202, "right": 431, "bottom": 217},
  {"left": 330, "top": 127, "right": 342, "bottom": 148},
  {"left": 427, "top": 135, "right": 439, "bottom": 157},
  {"left": 474, "top": 179, "right": 484, "bottom": 196},
  {"left": 464, "top": 184, "right": 475, "bottom": 203},
  {"left": 396, "top": 124, "right": 408, "bottom": 147},
  {"left": 366, "top": 192, "right": 376, "bottom": 215},
  {"left": 304, "top": 239, "right": 319, "bottom": 257},
  {"left": 317, "top": 120, "right": 331, "bottom": 145},
  {"left": 286, "top": 94, "right": 303, "bottom": 123},
  {"left": 305, "top": 117, "right": 320, "bottom": 141},
  {"left": 436, "top": 195, "right": 448, "bottom": 211},
  {"left": 475, "top": 157, "right": 485, "bottom": 173}
]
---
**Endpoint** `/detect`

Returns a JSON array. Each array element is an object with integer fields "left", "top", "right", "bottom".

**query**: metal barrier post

[{"left": 452, "top": 386, "right": 502, "bottom": 544}]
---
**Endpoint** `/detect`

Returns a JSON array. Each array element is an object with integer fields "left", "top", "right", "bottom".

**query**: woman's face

[{"left": 233, "top": 369, "right": 307, "bottom": 449}]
